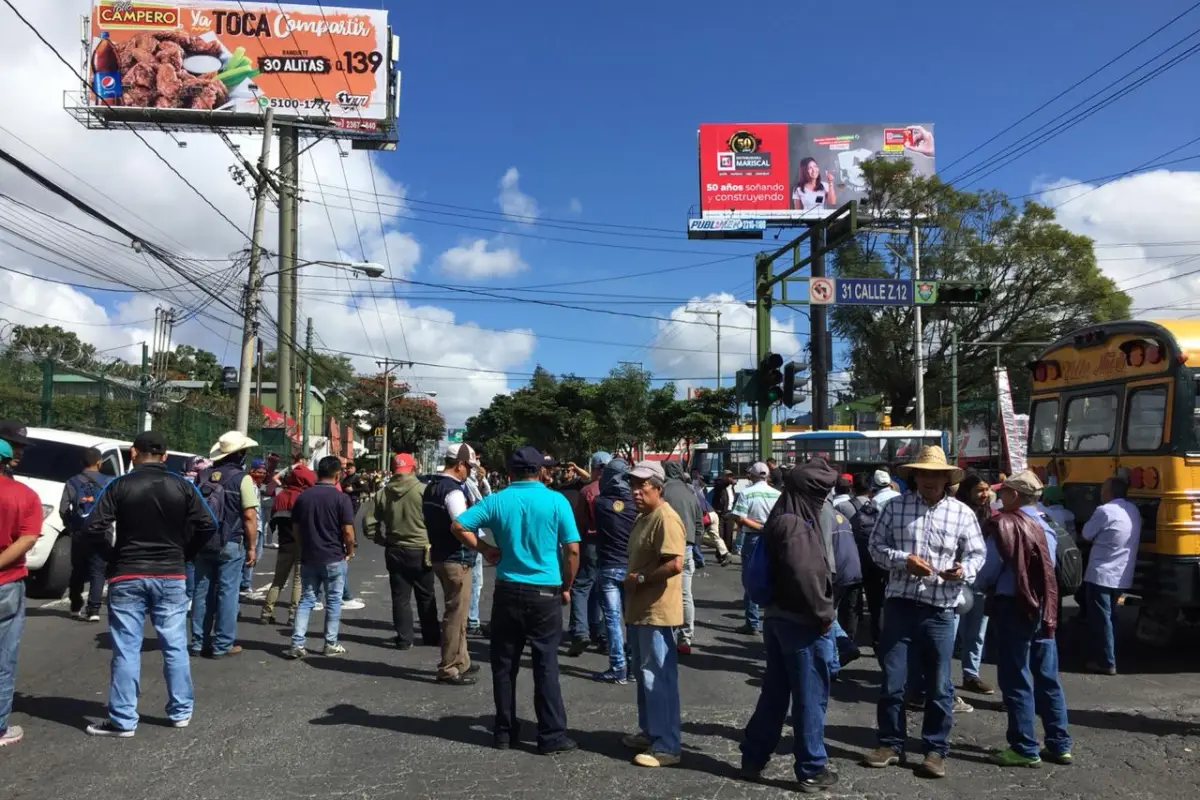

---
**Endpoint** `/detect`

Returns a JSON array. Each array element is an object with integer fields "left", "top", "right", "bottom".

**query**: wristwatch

[{"left": 636, "top": 573, "right": 646, "bottom": 585}]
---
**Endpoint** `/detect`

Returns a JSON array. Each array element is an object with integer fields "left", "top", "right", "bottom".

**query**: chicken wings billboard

[
  {"left": 697, "top": 123, "right": 936, "bottom": 223},
  {"left": 87, "top": 1, "right": 394, "bottom": 130}
]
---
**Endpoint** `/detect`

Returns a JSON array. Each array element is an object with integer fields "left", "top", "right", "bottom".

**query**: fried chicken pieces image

[{"left": 115, "top": 32, "right": 228, "bottom": 110}]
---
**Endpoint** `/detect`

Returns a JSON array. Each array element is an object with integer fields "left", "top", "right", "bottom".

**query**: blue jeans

[
  {"left": 959, "top": 589, "right": 989, "bottom": 679},
  {"left": 293, "top": 560, "right": 348, "bottom": 648},
  {"left": 877, "top": 599, "right": 956, "bottom": 756},
  {"left": 469, "top": 552, "right": 483, "bottom": 627},
  {"left": 185, "top": 561, "right": 195, "bottom": 602},
  {"left": 992, "top": 598, "right": 1072, "bottom": 757},
  {"left": 742, "top": 616, "right": 830, "bottom": 779},
  {"left": 106, "top": 578, "right": 192, "bottom": 730},
  {"left": 629, "top": 624, "right": 681, "bottom": 755},
  {"left": 735, "top": 529, "right": 745, "bottom": 554},
  {"left": 569, "top": 542, "right": 604, "bottom": 642},
  {"left": 0, "top": 580, "right": 26, "bottom": 736},
  {"left": 742, "top": 533, "right": 761, "bottom": 630},
  {"left": 826, "top": 621, "right": 844, "bottom": 677},
  {"left": 240, "top": 534, "right": 263, "bottom": 591},
  {"left": 190, "top": 540, "right": 245, "bottom": 656},
  {"left": 598, "top": 567, "right": 627, "bottom": 672},
  {"left": 1086, "top": 582, "right": 1120, "bottom": 670}
]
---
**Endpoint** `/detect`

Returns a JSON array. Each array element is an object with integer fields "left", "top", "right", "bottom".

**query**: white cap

[
  {"left": 748, "top": 462, "right": 770, "bottom": 479},
  {"left": 872, "top": 469, "right": 892, "bottom": 488},
  {"left": 445, "top": 442, "right": 479, "bottom": 468}
]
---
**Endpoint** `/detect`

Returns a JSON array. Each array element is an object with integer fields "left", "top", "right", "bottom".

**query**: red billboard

[{"left": 698, "top": 123, "right": 936, "bottom": 223}]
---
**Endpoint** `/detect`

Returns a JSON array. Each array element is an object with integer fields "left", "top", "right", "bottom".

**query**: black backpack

[
  {"left": 1040, "top": 511, "right": 1084, "bottom": 595},
  {"left": 848, "top": 497, "right": 881, "bottom": 547}
]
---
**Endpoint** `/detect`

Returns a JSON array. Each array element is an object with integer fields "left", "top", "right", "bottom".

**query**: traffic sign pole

[
  {"left": 754, "top": 253, "right": 773, "bottom": 463},
  {"left": 812, "top": 224, "right": 829, "bottom": 430}
]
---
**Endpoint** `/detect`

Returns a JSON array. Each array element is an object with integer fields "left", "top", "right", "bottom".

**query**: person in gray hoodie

[{"left": 662, "top": 460, "right": 705, "bottom": 654}]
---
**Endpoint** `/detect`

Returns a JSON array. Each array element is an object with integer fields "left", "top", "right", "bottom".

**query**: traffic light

[
  {"left": 757, "top": 352, "right": 784, "bottom": 406},
  {"left": 735, "top": 368, "right": 759, "bottom": 405},
  {"left": 935, "top": 282, "right": 992, "bottom": 306},
  {"left": 783, "top": 360, "right": 808, "bottom": 407}
]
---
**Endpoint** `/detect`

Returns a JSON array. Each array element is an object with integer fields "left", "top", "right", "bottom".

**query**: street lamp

[{"left": 262, "top": 260, "right": 387, "bottom": 280}]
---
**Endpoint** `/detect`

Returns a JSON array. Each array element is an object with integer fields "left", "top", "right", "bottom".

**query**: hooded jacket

[
  {"left": 270, "top": 464, "right": 315, "bottom": 546},
  {"left": 367, "top": 473, "right": 429, "bottom": 549},
  {"left": 595, "top": 459, "right": 638, "bottom": 569},
  {"left": 762, "top": 459, "right": 836, "bottom": 629},
  {"left": 663, "top": 461, "right": 704, "bottom": 546}
]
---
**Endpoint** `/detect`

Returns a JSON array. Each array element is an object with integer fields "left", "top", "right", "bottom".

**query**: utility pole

[
  {"left": 376, "top": 358, "right": 412, "bottom": 468},
  {"left": 138, "top": 342, "right": 150, "bottom": 431},
  {"left": 301, "top": 317, "right": 313, "bottom": 457},
  {"left": 912, "top": 221, "right": 925, "bottom": 430},
  {"left": 235, "top": 108, "right": 274, "bottom": 434},
  {"left": 950, "top": 329, "right": 958, "bottom": 460},
  {"left": 811, "top": 227, "right": 829, "bottom": 430},
  {"left": 277, "top": 123, "right": 299, "bottom": 422},
  {"left": 687, "top": 308, "right": 722, "bottom": 387}
]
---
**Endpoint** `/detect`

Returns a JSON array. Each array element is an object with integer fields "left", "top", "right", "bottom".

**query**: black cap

[
  {"left": 542, "top": 454, "right": 559, "bottom": 468},
  {"left": 132, "top": 430, "right": 167, "bottom": 455},
  {"left": 0, "top": 420, "right": 31, "bottom": 446},
  {"left": 508, "top": 445, "right": 546, "bottom": 472}
]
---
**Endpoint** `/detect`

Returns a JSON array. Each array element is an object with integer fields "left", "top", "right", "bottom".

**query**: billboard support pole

[
  {"left": 811, "top": 225, "right": 828, "bottom": 431},
  {"left": 950, "top": 329, "right": 958, "bottom": 461},
  {"left": 912, "top": 220, "right": 926, "bottom": 430},
  {"left": 236, "top": 108, "right": 275, "bottom": 434},
  {"left": 755, "top": 254, "right": 773, "bottom": 463},
  {"left": 277, "top": 125, "right": 299, "bottom": 422}
]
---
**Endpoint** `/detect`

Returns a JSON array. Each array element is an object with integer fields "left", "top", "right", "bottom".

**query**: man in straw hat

[
  {"left": 862, "top": 445, "right": 986, "bottom": 779},
  {"left": 191, "top": 431, "right": 260, "bottom": 658}
]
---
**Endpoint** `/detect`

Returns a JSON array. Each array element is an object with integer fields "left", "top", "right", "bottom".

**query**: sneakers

[
  {"left": 735, "top": 624, "right": 761, "bottom": 636},
  {"left": 1086, "top": 661, "right": 1117, "bottom": 676},
  {"left": 466, "top": 623, "right": 488, "bottom": 638},
  {"left": 716, "top": 552, "right": 732, "bottom": 567},
  {"left": 862, "top": 747, "right": 901, "bottom": 768},
  {"left": 171, "top": 717, "right": 191, "bottom": 729},
  {"left": 0, "top": 726, "right": 23, "bottom": 747},
  {"left": 1040, "top": 748, "right": 1074, "bottom": 765},
  {"left": 991, "top": 747, "right": 1042, "bottom": 768},
  {"left": 285, "top": 646, "right": 308, "bottom": 659},
  {"left": 962, "top": 674, "right": 996, "bottom": 695},
  {"left": 917, "top": 752, "right": 947, "bottom": 778},
  {"left": 622, "top": 732, "right": 651, "bottom": 750},
  {"left": 952, "top": 695, "right": 975, "bottom": 714},
  {"left": 634, "top": 751, "right": 681, "bottom": 768},
  {"left": 797, "top": 768, "right": 839, "bottom": 793},
  {"left": 676, "top": 642, "right": 693, "bottom": 656},
  {"left": 312, "top": 602, "right": 324, "bottom": 612},
  {"left": 538, "top": 738, "right": 579, "bottom": 756},
  {"left": 594, "top": 669, "right": 629, "bottom": 685},
  {"left": 323, "top": 643, "right": 347, "bottom": 656},
  {"left": 86, "top": 720, "right": 135, "bottom": 738},
  {"left": 341, "top": 599, "right": 366, "bottom": 611},
  {"left": 71, "top": 609, "right": 88, "bottom": 621},
  {"left": 566, "top": 638, "right": 590, "bottom": 657}
]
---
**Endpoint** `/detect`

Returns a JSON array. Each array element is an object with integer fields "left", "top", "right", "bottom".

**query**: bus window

[
  {"left": 1124, "top": 386, "right": 1166, "bottom": 451},
  {"left": 1029, "top": 399, "right": 1058, "bottom": 454},
  {"left": 1063, "top": 393, "right": 1118, "bottom": 452}
]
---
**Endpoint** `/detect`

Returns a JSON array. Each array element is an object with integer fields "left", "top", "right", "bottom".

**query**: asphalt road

[{"left": 4, "top": 544, "right": 1200, "bottom": 800}]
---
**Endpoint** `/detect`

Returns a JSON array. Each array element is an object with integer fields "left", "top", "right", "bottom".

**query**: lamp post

[{"left": 687, "top": 307, "right": 722, "bottom": 388}]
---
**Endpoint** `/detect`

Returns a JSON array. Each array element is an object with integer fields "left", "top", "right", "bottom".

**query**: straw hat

[
  {"left": 209, "top": 430, "right": 259, "bottom": 458},
  {"left": 896, "top": 445, "right": 964, "bottom": 483}
]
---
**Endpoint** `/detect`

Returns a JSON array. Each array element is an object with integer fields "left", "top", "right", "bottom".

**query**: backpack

[
  {"left": 741, "top": 532, "right": 773, "bottom": 607},
  {"left": 848, "top": 497, "right": 881, "bottom": 547},
  {"left": 197, "top": 465, "right": 247, "bottom": 548},
  {"left": 1040, "top": 511, "right": 1084, "bottom": 595},
  {"left": 65, "top": 473, "right": 110, "bottom": 533}
]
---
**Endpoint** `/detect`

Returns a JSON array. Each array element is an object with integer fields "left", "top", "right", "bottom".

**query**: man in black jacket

[{"left": 82, "top": 431, "right": 218, "bottom": 737}]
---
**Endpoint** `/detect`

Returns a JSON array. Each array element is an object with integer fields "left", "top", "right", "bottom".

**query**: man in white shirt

[
  {"left": 731, "top": 462, "right": 780, "bottom": 634},
  {"left": 1080, "top": 475, "right": 1142, "bottom": 676}
]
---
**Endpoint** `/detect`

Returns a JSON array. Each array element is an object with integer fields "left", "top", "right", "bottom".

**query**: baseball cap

[
  {"left": 508, "top": 445, "right": 546, "bottom": 472},
  {"left": 872, "top": 469, "right": 892, "bottom": 488},
  {"left": 543, "top": 453, "right": 560, "bottom": 469},
  {"left": 591, "top": 451, "right": 613, "bottom": 469},
  {"left": 132, "top": 430, "right": 167, "bottom": 455},
  {"left": 1002, "top": 470, "right": 1044, "bottom": 496},
  {"left": 0, "top": 420, "right": 31, "bottom": 446},
  {"left": 250, "top": 457, "right": 266, "bottom": 470},
  {"left": 748, "top": 462, "right": 770, "bottom": 479},
  {"left": 391, "top": 453, "right": 416, "bottom": 473},
  {"left": 629, "top": 460, "right": 666, "bottom": 482},
  {"left": 445, "top": 443, "right": 479, "bottom": 468}
]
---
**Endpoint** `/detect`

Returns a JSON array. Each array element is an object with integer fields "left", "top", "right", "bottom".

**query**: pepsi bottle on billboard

[{"left": 91, "top": 31, "right": 122, "bottom": 102}]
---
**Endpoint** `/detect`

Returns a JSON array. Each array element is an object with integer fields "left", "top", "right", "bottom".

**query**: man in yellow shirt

[{"left": 621, "top": 461, "right": 685, "bottom": 768}]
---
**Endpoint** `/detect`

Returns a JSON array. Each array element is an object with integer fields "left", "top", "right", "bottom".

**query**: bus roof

[{"left": 1042, "top": 319, "right": 1200, "bottom": 364}]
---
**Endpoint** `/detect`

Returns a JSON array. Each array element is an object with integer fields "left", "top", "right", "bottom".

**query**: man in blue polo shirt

[{"left": 453, "top": 445, "right": 581, "bottom": 756}]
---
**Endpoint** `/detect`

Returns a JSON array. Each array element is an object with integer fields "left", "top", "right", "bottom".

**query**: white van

[{"left": 11, "top": 427, "right": 196, "bottom": 597}]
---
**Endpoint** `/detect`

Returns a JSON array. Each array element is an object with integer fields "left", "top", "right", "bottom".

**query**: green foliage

[
  {"left": 343, "top": 375, "right": 446, "bottom": 455},
  {"left": 832, "top": 157, "right": 1132, "bottom": 424}
]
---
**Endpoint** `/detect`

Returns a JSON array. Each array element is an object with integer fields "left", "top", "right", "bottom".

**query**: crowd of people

[{"left": 0, "top": 418, "right": 1145, "bottom": 794}]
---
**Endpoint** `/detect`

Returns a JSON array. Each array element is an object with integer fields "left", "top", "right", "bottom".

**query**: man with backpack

[
  {"left": 60, "top": 448, "right": 111, "bottom": 622},
  {"left": 191, "top": 431, "right": 259, "bottom": 658},
  {"left": 838, "top": 473, "right": 886, "bottom": 648}
]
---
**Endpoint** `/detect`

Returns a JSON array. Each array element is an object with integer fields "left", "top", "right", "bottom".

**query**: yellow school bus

[{"left": 1026, "top": 320, "right": 1200, "bottom": 639}]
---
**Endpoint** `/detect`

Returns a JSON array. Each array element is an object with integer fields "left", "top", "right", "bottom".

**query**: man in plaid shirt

[{"left": 862, "top": 446, "right": 985, "bottom": 780}]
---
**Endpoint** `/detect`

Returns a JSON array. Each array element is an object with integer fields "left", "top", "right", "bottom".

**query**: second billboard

[{"left": 698, "top": 123, "right": 935, "bottom": 222}]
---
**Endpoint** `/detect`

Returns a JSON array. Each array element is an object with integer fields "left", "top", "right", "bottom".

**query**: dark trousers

[
  {"left": 568, "top": 541, "right": 604, "bottom": 642},
  {"left": 860, "top": 555, "right": 887, "bottom": 646},
  {"left": 385, "top": 546, "right": 439, "bottom": 646},
  {"left": 68, "top": 535, "right": 107, "bottom": 614},
  {"left": 876, "top": 598, "right": 956, "bottom": 757},
  {"left": 835, "top": 583, "right": 863, "bottom": 646},
  {"left": 490, "top": 580, "right": 569, "bottom": 751}
]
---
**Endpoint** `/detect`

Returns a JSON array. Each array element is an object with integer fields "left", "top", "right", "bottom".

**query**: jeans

[
  {"left": 834, "top": 583, "right": 862, "bottom": 649},
  {"left": 992, "top": 598, "right": 1073, "bottom": 758},
  {"left": 741, "top": 616, "right": 830, "bottom": 780},
  {"left": 877, "top": 598, "right": 956, "bottom": 756},
  {"left": 292, "top": 560, "right": 348, "bottom": 649},
  {"left": 240, "top": 532, "right": 262, "bottom": 591},
  {"left": 679, "top": 546, "right": 695, "bottom": 644},
  {"left": 598, "top": 567, "right": 627, "bottom": 672},
  {"left": 0, "top": 580, "right": 26, "bottom": 735},
  {"left": 106, "top": 578, "right": 192, "bottom": 730},
  {"left": 742, "top": 533, "right": 761, "bottom": 629},
  {"left": 69, "top": 536, "right": 107, "bottom": 614},
  {"left": 629, "top": 624, "right": 681, "bottom": 755},
  {"left": 385, "top": 546, "right": 439, "bottom": 646},
  {"left": 958, "top": 588, "right": 989, "bottom": 679},
  {"left": 190, "top": 540, "right": 244, "bottom": 656},
  {"left": 469, "top": 551, "right": 483, "bottom": 627},
  {"left": 185, "top": 561, "right": 194, "bottom": 603},
  {"left": 569, "top": 542, "right": 604, "bottom": 642},
  {"left": 735, "top": 529, "right": 746, "bottom": 554},
  {"left": 1086, "top": 582, "right": 1120, "bottom": 670},
  {"left": 490, "top": 580, "right": 569, "bottom": 751},
  {"left": 826, "top": 621, "right": 845, "bottom": 676}
]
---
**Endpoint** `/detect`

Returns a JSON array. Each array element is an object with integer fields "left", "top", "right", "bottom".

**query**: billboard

[
  {"left": 698, "top": 123, "right": 935, "bottom": 222},
  {"left": 86, "top": 1, "right": 393, "bottom": 128}
]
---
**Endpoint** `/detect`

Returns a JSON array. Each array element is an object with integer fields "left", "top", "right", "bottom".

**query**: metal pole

[
  {"left": 138, "top": 342, "right": 150, "bottom": 431},
  {"left": 381, "top": 363, "right": 390, "bottom": 469},
  {"left": 301, "top": 317, "right": 313, "bottom": 457},
  {"left": 811, "top": 226, "right": 829, "bottom": 430},
  {"left": 951, "top": 329, "right": 959, "bottom": 460},
  {"left": 277, "top": 124, "right": 299, "bottom": 420},
  {"left": 235, "top": 108, "right": 274, "bottom": 434},
  {"left": 715, "top": 310, "right": 722, "bottom": 388},
  {"left": 912, "top": 221, "right": 926, "bottom": 430},
  {"left": 755, "top": 254, "right": 773, "bottom": 463}
]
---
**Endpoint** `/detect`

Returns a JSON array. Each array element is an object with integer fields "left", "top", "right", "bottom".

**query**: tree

[
  {"left": 256, "top": 349, "right": 356, "bottom": 421},
  {"left": 342, "top": 375, "right": 446, "bottom": 455},
  {"left": 164, "top": 345, "right": 222, "bottom": 384},
  {"left": 7, "top": 325, "right": 98, "bottom": 368},
  {"left": 832, "top": 158, "right": 1132, "bottom": 425}
]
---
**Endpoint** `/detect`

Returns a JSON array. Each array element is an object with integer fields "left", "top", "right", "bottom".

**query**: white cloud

[
  {"left": 568, "top": 197, "right": 583, "bottom": 215},
  {"left": 497, "top": 167, "right": 539, "bottom": 223},
  {"left": 1035, "top": 169, "right": 1200, "bottom": 316},
  {"left": 437, "top": 238, "right": 528, "bottom": 279}
]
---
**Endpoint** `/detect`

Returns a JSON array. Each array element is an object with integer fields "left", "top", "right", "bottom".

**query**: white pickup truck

[{"left": 12, "top": 427, "right": 196, "bottom": 597}]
